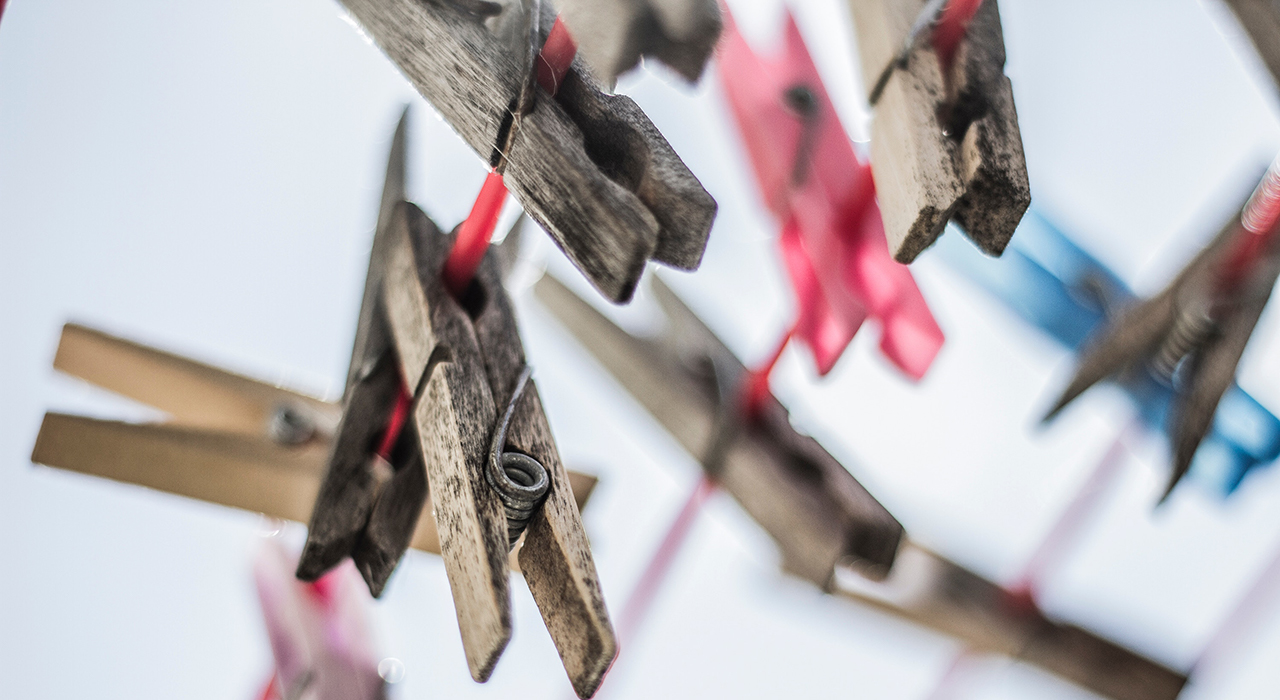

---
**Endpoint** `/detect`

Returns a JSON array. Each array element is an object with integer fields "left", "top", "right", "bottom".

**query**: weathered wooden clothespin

[
  {"left": 536, "top": 272, "right": 904, "bottom": 587},
  {"left": 1044, "top": 161, "right": 1280, "bottom": 500},
  {"left": 338, "top": 0, "right": 716, "bottom": 303},
  {"left": 937, "top": 208, "right": 1280, "bottom": 497},
  {"left": 254, "top": 541, "right": 386, "bottom": 700},
  {"left": 717, "top": 7, "right": 943, "bottom": 379},
  {"left": 536, "top": 272, "right": 1186, "bottom": 700},
  {"left": 294, "top": 111, "right": 616, "bottom": 695},
  {"left": 552, "top": 0, "right": 722, "bottom": 86},
  {"left": 1221, "top": 0, "right": 1280, "bottom": 89},
  {"left": 847, "top": 0, "right": 1030, "bottom": 262},
  {"left": 29, "top": 322, "right": 599, "bottom": 560}
]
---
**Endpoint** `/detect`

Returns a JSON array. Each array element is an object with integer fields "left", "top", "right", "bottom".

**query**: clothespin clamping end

[
  {"left": 1043, "top": 159, "right": 1280, "bottom": 501},
  {"left": 296, "top": 110, "right": 617, "bottom": 697},
  {"left": 336, "top": 0, "right": 717, "bottom": 304},
  {"left": 849, "top": 0, "right": 1030, "bottom": 262},
  {"left": 553, "top": 0, "right": 723, "bottom": 87}
]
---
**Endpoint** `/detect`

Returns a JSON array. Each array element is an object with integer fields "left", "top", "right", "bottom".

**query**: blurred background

[{"left": 4, "top": 0, "right": 1280, "bottom": 697}]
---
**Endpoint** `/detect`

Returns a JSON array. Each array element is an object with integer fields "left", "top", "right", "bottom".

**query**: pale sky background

[{"left": 5, "top": 0, "right": 1280, "bottom": 698}]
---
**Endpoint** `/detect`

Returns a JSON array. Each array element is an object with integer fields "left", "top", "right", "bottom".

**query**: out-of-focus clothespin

[
  {"left": 254, "top": 540, "right": 386, "bottom": 700},
  {"left": 1034, "top": 161, "right": 1280, "bottom": 499},
  {"left": 553, "top": 0, "right": 723, "bottom": 86},
  {"left": 534, "top": 272, "right": 1186, "bottom": 700},
  {"left": 717, "top": 5, "right": 943, "bottom": 379},
  {"left": 936, "top": 207, "right": 1280, "bottom": 497},
  {"left": 295, "top": 111, "right": 616, "bottom": 696},
  {"left": 337, "top": 0, "right": 716, "bottom": 303},
  {"left": 846, "top": 0, "right": 1030, "bottom": 262},
  {"left": 28, "top": 323, "right": 600, "bottom": 558},
  {"left": 535, "top": 272, "right": 905, "bottom": 586}
]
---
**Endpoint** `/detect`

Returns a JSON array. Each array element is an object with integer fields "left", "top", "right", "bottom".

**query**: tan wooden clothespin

[{"left": 847, "top": 0, "right": 1030, "bottom": 262}]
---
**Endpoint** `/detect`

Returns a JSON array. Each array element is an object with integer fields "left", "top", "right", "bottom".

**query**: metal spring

[
  {"left": 266, "top": 403, "right": 315, "bottom": 445},
  {"left": 1150, "top": 304, "right": 1215, "bottom": 385},
  {"left": 486, "top": 366, "right": 550, "bottom": 549}
]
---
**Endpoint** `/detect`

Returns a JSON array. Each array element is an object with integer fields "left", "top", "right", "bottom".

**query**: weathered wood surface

[
  {"left": 553, "top": 0, "right": 722, "bottom": 85},
  {"left": 837, "top": 543, "right": 1187, "bottom": 700},
  {"left": 534, "top": 273, "right": 904, "bottom": 585},
  {"left": 299, "top": 112, "right": 422, "bottom": 595},
  {"left": 847, "top": 0, "right": 1028, "bottom": 262},
  {"left": 339, "top": 0, "right": 715, "bottom": 303},
  {"left": 377, "top": 202, "right": 616, "bottom": 694},
  {"left": 1223, "top": 0, "right": 1280, "bottom": 90}
]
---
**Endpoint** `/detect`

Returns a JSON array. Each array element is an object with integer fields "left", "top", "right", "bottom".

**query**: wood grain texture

[
  {"left": 338, "top": 0, "right": 715, "bottom": 303},
  {"left": 847, "top": 0, "right": 1027, "bottom": 261},
  {"left": 553, "top": 0, "right": 722, "bottom": 84},
  {"left": 534, "top": 273, "right": 904, "bottom": 586},
  {"left": 838, "top": 544, "right": 1187, "bottom": 700}
]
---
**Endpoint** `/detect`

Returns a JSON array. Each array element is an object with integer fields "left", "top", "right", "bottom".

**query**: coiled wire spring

[
  {"left": 1150, "top": 302, "right": 1215, "bottom": 385},
  {"left": 485, "top": 366, "right": 550, "bottom": 549}
]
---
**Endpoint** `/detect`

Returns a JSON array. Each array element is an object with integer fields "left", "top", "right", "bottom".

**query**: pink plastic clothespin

[
  {"left": 717, "top": 7, "right": 944, "bottom": 379},
  {"left": 253, "top": 540, "right": 387, "bottom": 700}
]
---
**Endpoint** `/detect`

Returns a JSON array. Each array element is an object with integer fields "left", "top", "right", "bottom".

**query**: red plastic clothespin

[{"left": 718, "top": 8, "right": 944, "bottom": 381}]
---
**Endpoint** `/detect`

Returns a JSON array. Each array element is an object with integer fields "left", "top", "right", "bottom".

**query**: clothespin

[
  {"left": 847, "top": 0, "right": 1030, "bottom": 262},
  {"left": 1039, "top": 160, "right": 1280, "bottom": 500},
  {"left": 254, "top": 540, "right": 386, "bottom": 700},
  {"left": 836, "top": 543, "right": 1187, "bottom": 700},
  {"left": 717, "top": 6, "right": 944, "bottom": 379},
  {"left": 936, "top": 208, "right": 1280, "bottom": 497},
  {"left": 338, "top": 0, "right": 717, "bottom": 303},
  {"left": 29, "top": 322, "right": 600, "bottom": 559},
  {"left": 554, "top": 0, "right": 723, "bottom": 86},
  {"left": 294, "top": 111, "right": 616, "bottom": 696},
  {"left": 535, "top": 272, "right": 905, "bottom": 587},
  {"left": 534, "top": 272, "right": 1185, "bottom": 700}
]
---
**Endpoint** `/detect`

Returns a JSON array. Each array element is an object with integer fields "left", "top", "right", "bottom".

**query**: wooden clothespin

[
  {"left": 717, "top": 6, "right": 944, "bottom": 380},
  {"left": 836, "top": 543, "right": 1187, "bottom": 700},
  {"left": 535, "top": 272, "right": 904, "bottom": 587},
  {"left": 1044, "top": 161, "right": 1280, "bottom": 499},
  {"left": 29, "top": 323, "right": 599, "bottom": 561},
  {"left": 937, "top": 208, "right": 1280, "bottom": 497},
  {"left": 339, "top": 0, "right": 716, "bottom": 303},
  {"left": 553, "top": 0, "right": 722, "bottom": 86},
  {"left": 291, "top": 111, "right": 616, "bottom": 695},
  {"left": 535, "top": 272, "right": 1187, "bottom": 700},
  {"left": 847, "top": 0, "right": 1030, "bottom": 262}
]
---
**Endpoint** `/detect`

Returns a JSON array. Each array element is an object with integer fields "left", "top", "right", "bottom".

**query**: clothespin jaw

[
  {"left": 338, "top": 0, "right": 716, "bottom": 303},
  {"left": 1222, "top": 0, "right": 1280, "bottom": 91},
  {"left": 848, "top": 0, "right": 1030, "bottom": 262},
  {"left": 534, "top": 273, "right": 905, "bottom": 586},
  {"left": 554, "top": 0, "right": 723, "bottom": 86},
  {"left": 1044, "top": 173, "right": 1280, "bottom": 499}
]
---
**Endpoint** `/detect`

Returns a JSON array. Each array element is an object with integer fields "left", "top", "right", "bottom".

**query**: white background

[{"left": 4, "top": 0, "right": 1280, "bottom": 698}]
